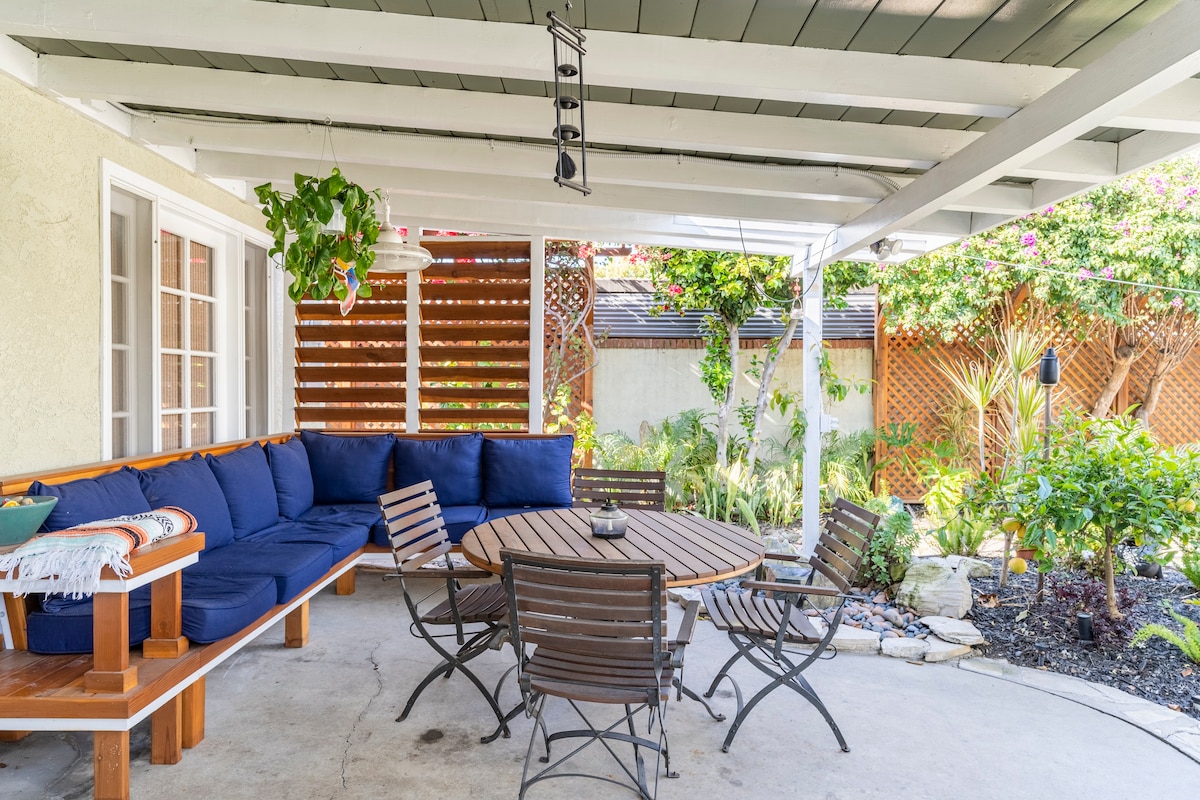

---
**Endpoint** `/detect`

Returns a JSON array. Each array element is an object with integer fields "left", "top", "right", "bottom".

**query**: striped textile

[{"left": 0, "top": 506, "right": 197, "bottom": 598}]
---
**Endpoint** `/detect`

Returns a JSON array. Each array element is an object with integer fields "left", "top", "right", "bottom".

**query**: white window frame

[{"left": 100, "top": 160, "right": 277, "bottom": 458}]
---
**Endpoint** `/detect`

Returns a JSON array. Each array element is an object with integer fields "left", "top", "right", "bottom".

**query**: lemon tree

[{"left": 1012, "top": 409, "right": 1200, "bottom": 617}]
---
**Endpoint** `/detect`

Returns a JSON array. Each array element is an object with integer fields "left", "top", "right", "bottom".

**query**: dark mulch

[{"left": 967, "top": 560, "right": 1200, "bottom": 718}]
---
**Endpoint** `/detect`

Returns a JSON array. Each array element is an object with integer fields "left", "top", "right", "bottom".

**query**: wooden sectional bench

[{"left": 0, "top": 430, "right": 575, "bottom": 800}]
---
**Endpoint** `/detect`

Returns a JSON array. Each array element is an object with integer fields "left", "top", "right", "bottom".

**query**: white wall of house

[
  {"left": 0, "top": 74, "right": 266, "bottom": 475},
  {"left": 592, "top": 343, "right": 874, "bottom": 452}
]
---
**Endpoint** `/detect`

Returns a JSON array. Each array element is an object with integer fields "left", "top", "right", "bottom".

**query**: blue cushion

[
  {"left": 180, "top": 573, "right": 278, "bottom": 644},
  {"left": 27, "top": 588, "right": 154, "bottom": 654},
  {"left": 206, "top": 445, "right": 279, "bottom": 537},
  {"left": 239, "top": 519, "right": 369, "bottom": 563},
  {"left": 393, "top": 433, "right": 483, "bottom": 506},
  {"left": 28, "top": 468, "right": 151, "bottom": 531},
  {"left": 482, "top": 436, "right": 574, "bottom": 508},
  {"left": 265, "top": 438, "right": 314, "bottom": 519},
  {"left": 137, "top": 455, "right": 236, "bottom": 551},
  {"left": 26, "top": 575, "right": 280, "bottom": 652},
  {"left": 301, "top": 431, "right": 395, "bottom": 504},
  {"left": 185, "top": 541, "right": 334, "bottom": 603},
  {"left": 300, "top": 504, "right": 386, "bottom": 551}
]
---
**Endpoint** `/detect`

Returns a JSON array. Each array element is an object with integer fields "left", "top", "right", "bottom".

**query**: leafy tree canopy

[{"left": 825, "top": 154, "right": 1200, "bottom": 340}]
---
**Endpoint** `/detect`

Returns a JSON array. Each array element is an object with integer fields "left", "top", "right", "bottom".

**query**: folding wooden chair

[
  {"left": 701, "top": 497, "right": 882, "bottom": 753},
  {"left": 501, "top": 548, "right": 694, "bottom": 800},
  {"left": 379, "top": 481, "right": 510, "bottom": 739},
  {"left": 572, "top": 468, "right": 667, "bottom": 511}
]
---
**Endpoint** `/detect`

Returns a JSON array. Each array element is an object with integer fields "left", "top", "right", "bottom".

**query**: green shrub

[
  {"left": 1131, "top": 602, "right": 1200, "bottom": 664},
  {"left": 1180, "top": 550, "right": 1200, "bottom": 592},
  {"left": 933, "top": 516, "right": 990, "bottom": 557},
  {"left": 858, "top": 496, "right": 917, "bottom": 588}
]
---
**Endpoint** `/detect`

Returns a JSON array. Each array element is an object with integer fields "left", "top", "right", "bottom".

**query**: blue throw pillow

[
  {"left": 394, "top": 433, "right": 483, "bottom": 506},
  {"left": 265, "top": 438, "right": 314, "bottom": 519},
  {"left": 301, "top": 431, "right": 394, "bottom": 504},
  {"left": 206, "top": 444, "right": 279, "bottom": 538},
  {"left": 137, "top": 455, "right": 236, "bottom": 551},
  {"left": 28, "top": 467, "right": 152, "bottom": 531},
  {"left": 482, "top": 436, "right": 574, "bottom": 508}
]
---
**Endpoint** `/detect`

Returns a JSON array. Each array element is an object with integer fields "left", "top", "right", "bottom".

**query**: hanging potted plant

[{"left": 253, "top": 169, "right": 381, "bottom": 310}]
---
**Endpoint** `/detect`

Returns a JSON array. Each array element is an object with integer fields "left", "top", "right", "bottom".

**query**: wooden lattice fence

[
  {"left": 878, "top": 299, "right": 1200, "bottom": 501},
  {"left": 543, "top": 243, "right": 595, "bottom": 430}
]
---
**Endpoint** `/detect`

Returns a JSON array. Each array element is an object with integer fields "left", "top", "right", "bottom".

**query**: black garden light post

[{"left": 1039, "top": 346, "right": 1061, "bottom": 458}]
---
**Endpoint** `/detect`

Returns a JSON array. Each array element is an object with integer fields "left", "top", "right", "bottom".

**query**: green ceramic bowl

[{"left": 0, "top": 496, "right": 58, "bottom": 546}]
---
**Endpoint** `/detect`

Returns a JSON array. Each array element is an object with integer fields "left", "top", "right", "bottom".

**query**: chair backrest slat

[
  {"left": 572, "top": 468, "right": 666, "bottom": 511},
  {"left": 806, "top": 498, "right": 883, "bottom": 593},
  {"left": 378, "top": 481, "right": 453, "bottom": 575},
  {"left": 502, "top": 548, "right": 666, "bottom": 666}
]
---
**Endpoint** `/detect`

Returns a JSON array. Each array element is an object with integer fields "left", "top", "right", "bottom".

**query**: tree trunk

[
  {"left": 744, "top": 314, "right": 800, "bottom": 474},
  {"left": 1091, "top": 339, "right": 1136, "bottom": 417},
  {"left": 1103, "top": 528, "right": 1122, "bottom": 620},
  {"left": 1133, "top": 355, "right": 1172, "bottom": 426},
  {"left": 715, "top": 321, "right": 739, "bottom": 468}
]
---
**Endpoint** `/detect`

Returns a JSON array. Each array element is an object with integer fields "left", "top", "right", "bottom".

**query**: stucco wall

[
  {"left": 0, "top": 74, "right": 264, "bottom": 475},
  {"left": 593, "top": 343, "right": 874, "bottom": 449}
]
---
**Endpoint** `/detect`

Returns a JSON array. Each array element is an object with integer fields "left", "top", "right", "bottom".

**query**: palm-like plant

[{"left": 938, "top": 359, "right": 1008, "bottom": 473}]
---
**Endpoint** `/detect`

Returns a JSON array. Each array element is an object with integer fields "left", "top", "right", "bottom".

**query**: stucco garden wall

[
  {"left": 0, "top": 74, "right": 263, "bottom": 475},
  {"left": 592, "top": 342, "right": 874, "bottom": 449}
]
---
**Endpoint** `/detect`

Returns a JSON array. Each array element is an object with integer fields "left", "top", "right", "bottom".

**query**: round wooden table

[{"left": 460, "top": 507, "right": 764, "bottom": 587}]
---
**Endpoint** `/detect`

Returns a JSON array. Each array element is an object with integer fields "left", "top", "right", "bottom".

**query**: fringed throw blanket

[{"left": 0, "top": 506, "right": 197, "bottom": 598}]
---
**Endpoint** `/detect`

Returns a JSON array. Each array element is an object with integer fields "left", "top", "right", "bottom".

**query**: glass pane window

[
  {"left": 161, "top": 231, "right": 183, "bottom": 289},
  {"left": 112, "top": 349, "right": 127, "bottom": 412},
  {"left": 190, "top": 299, "right": 213, "bottom": 351},
  {"left": 191, "top": 412, "right": 213, "bottom": 446},
  {"left": 161, "top": 414, "right": 183, "bottom": 451},
  {"left": 191, "top": 356, "right": 213, "bottom": 408},
  {"left": 161, "top": 354, "right": 183, "bottom": 409},
  {"left": 190, "top": 241, "right": 212, "bottom": 296},
  {"left": 161, "top": 293, "right": 182, "bottom": 349}
]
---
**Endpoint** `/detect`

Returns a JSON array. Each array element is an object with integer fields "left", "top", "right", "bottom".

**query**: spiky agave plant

[{"left": 938, "top": 359, "right": 1009, "bottom": 474}]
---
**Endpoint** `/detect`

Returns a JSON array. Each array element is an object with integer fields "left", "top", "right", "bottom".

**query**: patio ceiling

[{"left": 5, "top": 0, "right": 1200, "bottom": 260}]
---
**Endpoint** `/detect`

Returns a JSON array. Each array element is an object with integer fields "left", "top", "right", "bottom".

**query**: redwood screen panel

[
  {"left": 418, "top": 240, "right": 532, "bottom": 430},
  {"left": 294, "top": 273, "right": 407, "bottom": 429}
]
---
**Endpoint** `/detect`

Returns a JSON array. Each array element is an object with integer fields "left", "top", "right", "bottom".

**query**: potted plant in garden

[{"left": 253, "top": 169, "right": 381, "bottom": 309}]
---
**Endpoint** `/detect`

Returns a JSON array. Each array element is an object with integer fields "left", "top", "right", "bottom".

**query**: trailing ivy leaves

[{"left": 253, "top": 168, "right": 381, "bottom": 303}]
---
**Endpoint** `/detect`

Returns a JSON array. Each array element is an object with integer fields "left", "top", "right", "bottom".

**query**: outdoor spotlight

[
  {"left": 548, "top": 9, "right": 590, "bottom": 195},
  {"left": 1039, "top": 346, "right": 1061, "bottom": 386},
  {"left": 869, "top": 238, "right": 901, "bottom": 260},
  {"left": 1077, "top": 612, "right": 1094, "bottom": 643}
]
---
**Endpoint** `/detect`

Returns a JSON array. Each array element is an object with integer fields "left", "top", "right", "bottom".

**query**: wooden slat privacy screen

[
  {"left": 294, "top": 239, "right": 534, "bottom": 432},
  {"left": 419, "top": 240, "right": 532, "bottom": 430},
  {"left": 295, "top": 273, "right": 408, "bottom": 429}
]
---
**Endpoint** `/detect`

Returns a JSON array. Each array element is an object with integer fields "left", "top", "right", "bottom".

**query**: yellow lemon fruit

[
  {"left": 1183, "top": 500, "right": 1197, "bottom": 513},
  {"left": 1008, "top": 557, "right": 1028, "bottom": 575},
  {"left": 1001, "top": 517, "right": 1022, "bottom": 533}
]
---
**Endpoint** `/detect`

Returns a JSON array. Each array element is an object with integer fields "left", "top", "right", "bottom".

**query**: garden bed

[{"left": 967, "top": 559, "right": 1200, "bottom": 718}]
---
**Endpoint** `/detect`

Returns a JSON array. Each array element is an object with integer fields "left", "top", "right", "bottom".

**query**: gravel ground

[{"left": 967, "top": 560, "right": 1200, "bottom": 717}]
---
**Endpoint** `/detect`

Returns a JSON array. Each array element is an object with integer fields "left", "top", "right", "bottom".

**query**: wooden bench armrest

[{"left": 763, "top": 551, "right": 807, "bottom": 563}]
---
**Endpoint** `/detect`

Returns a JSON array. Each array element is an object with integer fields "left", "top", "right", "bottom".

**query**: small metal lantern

[{"left": 589, "top": 501, "right": 628, "bottom": 539}]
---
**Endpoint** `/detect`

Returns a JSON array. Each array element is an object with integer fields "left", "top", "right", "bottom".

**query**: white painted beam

[
  {"left": 137, "top": 115, "right": 1044, "bottom": 215},
  {"left": 827, "top": 0, "right": 1200, "bottom": 264},
  {"left": 0, "top": 0, "right": 1064, "bottom": 117},
  {"left": 41, "top": 56, "right": 1120, "bottom": 183}
]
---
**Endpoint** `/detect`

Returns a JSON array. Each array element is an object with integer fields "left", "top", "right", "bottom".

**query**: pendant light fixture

[{"left": 371, "top": 193, "right": 433, "bottom": 274}]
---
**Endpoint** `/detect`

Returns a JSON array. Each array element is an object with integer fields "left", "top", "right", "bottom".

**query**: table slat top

[{"left": 461, "top": 508, "right": 764, "bottom": 587}]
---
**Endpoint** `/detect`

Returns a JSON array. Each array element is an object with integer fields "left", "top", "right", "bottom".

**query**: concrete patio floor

[{"left": 5, "top": 570, "right": 1200, "bottom": 800}]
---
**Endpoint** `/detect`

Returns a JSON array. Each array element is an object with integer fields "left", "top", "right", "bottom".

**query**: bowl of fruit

[{"left": 0, "top": 496, "right": 58, "bottom": 547}]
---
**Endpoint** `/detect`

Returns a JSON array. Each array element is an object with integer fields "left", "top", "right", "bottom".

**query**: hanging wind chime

[{"left": 547, "top": 7, "right": 590, "bottom": 195}]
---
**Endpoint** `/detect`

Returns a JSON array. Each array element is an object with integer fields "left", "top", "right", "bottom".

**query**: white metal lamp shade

[
  {"left": 372, "top": 225, "right": 433, "bottom": 273},
  {"left": 371, "top": 197, "right": 433, "bottom": 273}
]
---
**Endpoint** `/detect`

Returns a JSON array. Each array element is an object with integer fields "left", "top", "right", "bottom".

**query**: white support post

[
  {"left": 403, "top": 220, "right": 422, "bottom": 433},
  {"left": 529, "top": 236, "right": 546, "bottom": 432},
  {"left": 801, "top": 255, "right": 823, "bottom": 557}
]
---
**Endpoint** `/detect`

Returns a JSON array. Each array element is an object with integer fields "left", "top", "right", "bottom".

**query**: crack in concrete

[
  {"left": 334, "top": 640, "right": 385, "bottom": 796},
  {"left": 48, "top": 732, "right": 86, "bottom": 800}
]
